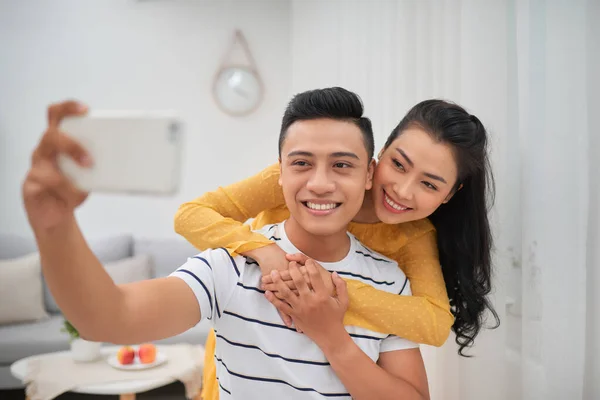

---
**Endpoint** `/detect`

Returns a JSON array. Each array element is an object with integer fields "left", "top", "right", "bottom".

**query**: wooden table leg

[{"left": 120, "top": 394, "right": 136, "bottom": 400}]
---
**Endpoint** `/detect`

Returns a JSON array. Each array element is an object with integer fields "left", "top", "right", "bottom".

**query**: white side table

[{"left": 10, "top": 345, "right": 203, "bottom": 400}]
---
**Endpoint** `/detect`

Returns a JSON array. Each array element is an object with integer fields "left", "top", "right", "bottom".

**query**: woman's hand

[
  {"left": 242, "top": 243, "right": 290, "bottom": 275},
  {"left": 242, "top": 244, "right": 296, "bottom": 326},
  {"left": 264, "top": 259, "right": 349, "bottom": 348}
]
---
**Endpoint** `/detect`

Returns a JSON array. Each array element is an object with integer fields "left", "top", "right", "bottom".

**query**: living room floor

[{"left": 1, "top": 382, "right": 187, "bottom": 399}]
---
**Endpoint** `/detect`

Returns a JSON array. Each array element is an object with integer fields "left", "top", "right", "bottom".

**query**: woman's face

[{"left": 372, "top": 127, "right": 460, "bottom": 225}]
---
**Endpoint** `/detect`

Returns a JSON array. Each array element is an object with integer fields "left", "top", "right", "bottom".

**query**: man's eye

[{"left": 334, "top": 162, "right": 351, "bottom": 168}]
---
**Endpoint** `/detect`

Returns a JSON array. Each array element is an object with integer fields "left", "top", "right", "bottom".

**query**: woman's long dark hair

[{"left": 384, "top": 100, "right": 499, "bottom": 356}]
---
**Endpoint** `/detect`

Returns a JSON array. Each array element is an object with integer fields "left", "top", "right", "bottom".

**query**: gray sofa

[{"left": 0, "top": 233, "right": 211, "bottom": 389}]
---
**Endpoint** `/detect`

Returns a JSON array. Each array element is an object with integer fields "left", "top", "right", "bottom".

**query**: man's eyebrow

[
  {"left": 287, "top": 151, "right": 360, "bottom": 160},
  {"left": 331, "top": 152, "right": 360, "bottom": 160},
  {"left": 287, "top": 151, "right": 314, "bottom": 157}
]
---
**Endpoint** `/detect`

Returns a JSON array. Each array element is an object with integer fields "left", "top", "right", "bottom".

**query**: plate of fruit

[{"left": 107, "top": 343, "right": 167, "bottom": 370}]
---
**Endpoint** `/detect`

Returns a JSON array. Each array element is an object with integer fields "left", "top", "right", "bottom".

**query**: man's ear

[
  {"left": 278, "top": 158, "right": 283, "bottom": 186},
  {"left": 365, "top": 158, "right": 376, "bottom": 190},
  {"left": 443, "top": 183, "right": 463, "bottom": 204}
]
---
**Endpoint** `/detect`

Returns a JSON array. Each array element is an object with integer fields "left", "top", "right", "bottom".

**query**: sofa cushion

[
  {"left": 0, "top": 315, "right": 69, "bottom": 364},
  {"left": 44, "top": 235, "right": 134, "bottom": 313},
  {"left": 103, "top": 254, "right": 155, "bottom": 284},
  {"left": 133, "top": 237, "right": 199, "bottom": 278},
  {"left": 0, "top": 253, "right": 49, "bottom": 326},
  {"left": 0, "top": 234, "right": 36, "bottom": 260}
]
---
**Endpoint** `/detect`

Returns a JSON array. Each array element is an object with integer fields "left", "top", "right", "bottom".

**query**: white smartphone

[{"left": 57, "top": 110, "right": 184, "bottom": 195}]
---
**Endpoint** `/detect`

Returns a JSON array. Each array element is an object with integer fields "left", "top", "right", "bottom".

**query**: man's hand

[
  {"left": 264, "top": 259, "right": 349, "bottom": 347},
  {"left": 22, "top": 101, "right": 92, "bottom": 234},
  {"left": 261, "top": 253, "right": 335, "bottom": 296}
]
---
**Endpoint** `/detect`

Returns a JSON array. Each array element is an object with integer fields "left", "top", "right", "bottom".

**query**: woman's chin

[{"left": 375, "top": 206, "right": 418, "bottom": 225}]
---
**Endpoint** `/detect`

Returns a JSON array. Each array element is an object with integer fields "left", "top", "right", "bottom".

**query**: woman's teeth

[{"left": 384, "top": 193, "right": 408, "bottom": 211}]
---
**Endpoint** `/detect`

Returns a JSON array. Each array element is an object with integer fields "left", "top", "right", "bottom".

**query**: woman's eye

[
  {"left": 423, "top": 181, "right": 438, "bottom": 191},
  {"left": 392, "top": 159, "right": 405, "bottom": 171}
]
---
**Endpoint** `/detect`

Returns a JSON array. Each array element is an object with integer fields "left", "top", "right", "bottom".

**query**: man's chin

[{"left": 300, "top": 220, "right": 346, "bottom": 237}]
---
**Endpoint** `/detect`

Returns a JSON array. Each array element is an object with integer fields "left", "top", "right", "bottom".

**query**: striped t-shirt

[{"left": 170, "top": 221, "right": 416, "bottom": 399}]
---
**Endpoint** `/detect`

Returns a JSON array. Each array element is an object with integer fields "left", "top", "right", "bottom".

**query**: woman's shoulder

[
  {"left": 260, "top": 162, "right": 281, "bottom": 178},
  {"left": 400, "top": 218, "right": 436, "bottom": 237},
  {"left": 348, "top": 218, "right": 436, "bottom": 254}
]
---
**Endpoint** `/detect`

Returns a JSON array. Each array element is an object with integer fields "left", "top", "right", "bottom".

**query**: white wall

[
  {"left": 0, "top": 0, "right": 292, "bottom": 239},
  {"left": 584, "top": 0, "right": 600, "bottom": 396}
]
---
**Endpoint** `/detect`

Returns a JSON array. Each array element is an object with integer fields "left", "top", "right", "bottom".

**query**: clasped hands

[{"left": 259, "top": 253, "right": 349, "bottom": 342}]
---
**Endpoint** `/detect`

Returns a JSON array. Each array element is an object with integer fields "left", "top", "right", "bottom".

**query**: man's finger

[
  {"left": 285, "top": 253, "right": 309, "bottom": 265},
  {"left": 277, "top": 310, "right": 293, "bottom": 328},
  {"left": 47, "top": 101, "right": 88, "bottom": 129},
  {"left": 56, "top": 132, "right": 93, "bottom": 167},
  {"left": 306, "top": 259, "right": 327, "bottom": 294},
  {"left": 265, "top": 291, "right": 294, "bottom": 316},
  {"left": 332, "top": 272, "right": 349, "bottom": 309},
  {"left": 289, "top": 261, "right": 311, "bottom": 296},
  {"left": 27, "top": 162, "right": 88, "bottom": 208},
  {"left": 27, "top": 162, "right": 65, "bottom": 190}
]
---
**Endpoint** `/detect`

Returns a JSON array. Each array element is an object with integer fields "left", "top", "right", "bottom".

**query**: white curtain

[{"left": 290, "top": 1, "right": 599, "bottom": 399}]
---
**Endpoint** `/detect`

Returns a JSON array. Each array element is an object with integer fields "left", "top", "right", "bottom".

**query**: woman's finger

[{"left": 271, "top": 271, "right": 299, "bottom": 307}]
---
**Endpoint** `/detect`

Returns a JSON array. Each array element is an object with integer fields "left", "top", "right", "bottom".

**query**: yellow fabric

[
  {"left": 201, "top": 330, "right": 217, "bottom": 400},
  {"left": 175, "top": 162, "right": 454, "bottom": 400}
]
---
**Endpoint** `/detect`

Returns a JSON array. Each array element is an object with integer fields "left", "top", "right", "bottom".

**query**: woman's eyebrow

[{"left": 396, "top": 147, "right": 448, "bottom": 184}]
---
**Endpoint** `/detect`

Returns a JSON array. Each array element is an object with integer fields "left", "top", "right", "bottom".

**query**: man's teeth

[
  {"left": 306, "top": 202, "right": 338, "bottom": 210},
  {"left": 385, "top": 194, "right": 408, "bottom": 211}
]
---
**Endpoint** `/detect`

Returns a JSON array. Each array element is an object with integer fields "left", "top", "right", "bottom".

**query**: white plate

[{"left": 106, "top": 351, "right": 167, "bottom": 371}]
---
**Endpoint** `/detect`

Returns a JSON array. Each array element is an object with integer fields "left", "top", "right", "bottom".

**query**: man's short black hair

[{"left": 278, "top": 87, "right": 375, "bottom": 160}]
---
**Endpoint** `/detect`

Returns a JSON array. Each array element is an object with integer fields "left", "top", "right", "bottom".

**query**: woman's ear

[{"left": 443, "top": 183, "right": 463, "bottom": 204}]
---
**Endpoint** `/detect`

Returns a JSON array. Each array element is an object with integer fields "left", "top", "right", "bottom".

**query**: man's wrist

[
  {"left": 33, "top": 214, "right": 78, "bottom": 242},
  {"left": 318, "top": 325, "right": 354, "bottom": 359}
]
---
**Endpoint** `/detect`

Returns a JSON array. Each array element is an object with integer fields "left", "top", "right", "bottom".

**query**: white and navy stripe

[{"left": 170, "top": 221, "right": 416, "bottom": 400}]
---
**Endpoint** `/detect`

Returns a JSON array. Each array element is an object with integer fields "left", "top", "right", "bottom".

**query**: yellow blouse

[{"left": 174, "top": 162, "right": 454, "bottom": 345}]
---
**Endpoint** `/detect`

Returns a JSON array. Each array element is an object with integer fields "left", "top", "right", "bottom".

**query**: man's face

[{"left": 279, "top": 118, "right": 374, "bottom": 237}]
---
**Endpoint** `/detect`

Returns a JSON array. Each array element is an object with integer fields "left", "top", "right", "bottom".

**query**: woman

[{"left": 175, "top": 99, "right": 499, "bottom": 399}]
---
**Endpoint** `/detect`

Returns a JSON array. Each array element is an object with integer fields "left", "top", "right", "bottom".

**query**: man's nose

[{"left": 306, "top": 168, "right": 336, "bottom": 194}]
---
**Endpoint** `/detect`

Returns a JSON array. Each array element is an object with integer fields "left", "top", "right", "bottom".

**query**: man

[{"left": 22, "top": 87, "right": 429, "bottom": 399}]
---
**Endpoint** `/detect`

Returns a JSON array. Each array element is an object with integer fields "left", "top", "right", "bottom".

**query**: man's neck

[
  {"left": 283, "top": 218, "right": 351, "bottom": 263},
  {"left": 351, "top": 189, "right": 380, "bottom": 223}
]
